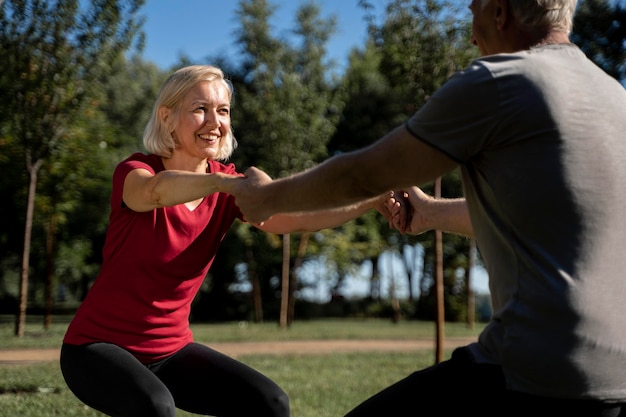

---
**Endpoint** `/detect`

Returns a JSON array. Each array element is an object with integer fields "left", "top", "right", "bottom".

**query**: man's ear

[{"left": 494, "top": 0, "right": 508, "bottom": 30}]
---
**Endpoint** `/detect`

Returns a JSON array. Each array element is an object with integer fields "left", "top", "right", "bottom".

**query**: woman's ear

[{"left": 158, "top": 106, "right": 170, "bottom": 124}]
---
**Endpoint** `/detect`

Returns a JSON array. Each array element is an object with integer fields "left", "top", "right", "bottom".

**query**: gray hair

[
  {"left": 482, "top": 0, "right": 577, "bottom": 34},
  {"left": 143, "top": 65, "right": 237, "bottom": 161}
]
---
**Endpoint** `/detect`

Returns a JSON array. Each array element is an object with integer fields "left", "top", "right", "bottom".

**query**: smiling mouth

[{"left": 198, "top": 134, "right": 219, "bottom": 143}]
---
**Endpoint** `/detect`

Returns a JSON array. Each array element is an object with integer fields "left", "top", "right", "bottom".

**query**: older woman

[{"left": 60, "top": 65, "right": 392, "bottom": 417}]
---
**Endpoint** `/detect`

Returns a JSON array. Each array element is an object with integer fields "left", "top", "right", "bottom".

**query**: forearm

[
  {"left": 417, "top": 197, "right": 474, "bottom": 237},
  {"left": 259, "top": 195, "right": 383, "bottom": 234},
  {"left": 153, "top": 171, "right": 227, "bottom": 205},
  {"left": 126, "top": 170, "right": 229, "bottom": 212},
  {"left": 265, "top": 156, "right": 371, "bottom": 214},
  {"left": 218, "top": 125, "right": 459, "bottom": 224},
  {"left": 263, "top": 127, "right": 459, "bottom": 217}
]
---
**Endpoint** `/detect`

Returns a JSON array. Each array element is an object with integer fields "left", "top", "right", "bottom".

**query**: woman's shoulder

[
  {"left": 116, "top": 153, "right": 164, "bottom": 173},
  {"left": 208, "top": 160, "right": 240, "bottom": 175},
  {"left": 121, "top": 152, "right": 161, "bottom": 165}
]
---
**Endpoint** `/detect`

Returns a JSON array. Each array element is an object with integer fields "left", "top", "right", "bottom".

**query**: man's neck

[{"left": 529, "top": 31, "right": 571, "bottom": 48}]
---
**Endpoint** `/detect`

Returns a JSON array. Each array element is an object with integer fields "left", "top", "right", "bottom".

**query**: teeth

[{"left": 199, "top": 134, "right": 218, "bottom": 140}]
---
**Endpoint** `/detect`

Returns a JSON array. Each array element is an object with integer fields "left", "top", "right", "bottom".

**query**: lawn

[
  {"left": 0, "top": 317, "right": 484, "bottom": 416},
  {"left": 0, "top": 316, "right": 484, "bottom": 349}
]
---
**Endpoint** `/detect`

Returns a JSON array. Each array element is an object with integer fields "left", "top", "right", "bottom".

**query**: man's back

[{"left": 408, "top": 43, "right": 626, "bottom": 399}]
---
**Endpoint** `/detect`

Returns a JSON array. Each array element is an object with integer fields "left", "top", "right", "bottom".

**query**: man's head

[{"left": 470, "top": 0, "right": 577, "bottom": 55}]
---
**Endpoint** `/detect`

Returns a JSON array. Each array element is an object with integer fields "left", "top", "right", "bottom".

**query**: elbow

[{"left": 148, "top": 188, "right": 166, "bottom": 208}]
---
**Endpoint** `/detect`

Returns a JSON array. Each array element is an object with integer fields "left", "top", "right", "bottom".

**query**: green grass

[
  {"left": 0, "top": 351, "right": 451, "bottom": 417},
  {"left": 0, "top": 316, "right": 484, "bottom": 349},
  {"left": 0, "top": 317, "right": 483, "bottom": 416}
]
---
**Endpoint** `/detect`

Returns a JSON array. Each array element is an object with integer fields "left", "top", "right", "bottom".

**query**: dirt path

[{"left": 0, "top": 337, "right": 477, "bottom": 366}]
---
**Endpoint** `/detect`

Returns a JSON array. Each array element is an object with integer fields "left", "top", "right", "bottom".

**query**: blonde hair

[
  {"left": 143, "top": 65, "right": 237, "bottom": 161},
  {"left": 481, "top": 0, "right": 577, "bottom": 33}
]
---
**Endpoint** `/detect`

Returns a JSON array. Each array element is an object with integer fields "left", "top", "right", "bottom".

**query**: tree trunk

[
  {"left": 279, "top": 233, "right": 290, "bottom": 329},
  {"left": 288, "top": 232, "right": 310, "bottom": 326},
  {"left": 402, "top": 244, "right": 418, "bottom": 302},
  {"left": 368, "top": 255, "right": 380, "bottom": 300},
  {"left": 246, "top": 244, "right": 263, "bottom": 323},
  {"left": 434, "top": 177, "right": 445, "bottom": 363},
  {"left": 466, "top": 238, "right": 476, "bottom": 330},
  {"left": 16, "top": 157, "right": 43, "bottom": 337},
  {"left": 388, "top": 252, "right": 401, "bottom": 323},
  {"left": 44, "top": 213, "right": 57, "bottom": 330}
]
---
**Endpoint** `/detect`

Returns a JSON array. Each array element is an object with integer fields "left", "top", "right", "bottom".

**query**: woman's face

[{"left": 172, "top": 80, "right": 231, "bottom": 161}]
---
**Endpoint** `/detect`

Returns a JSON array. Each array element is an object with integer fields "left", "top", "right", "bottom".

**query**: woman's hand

[
  {"left": 377, "top": 191, "right": 413, "bottom": 232},
  {"left": 217, "top": 167, "right": 275, "bottom": 224}
]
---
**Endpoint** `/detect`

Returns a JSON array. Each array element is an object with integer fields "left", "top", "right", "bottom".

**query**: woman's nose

[{"left": 204, "top": 111, "right": 219, "bottom": 127}]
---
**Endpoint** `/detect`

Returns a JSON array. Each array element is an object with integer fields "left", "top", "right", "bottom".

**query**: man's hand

[
  {"left": 402, "top": 186, "right": 435, "bottom": 235},
  {"left": 386, "top": 186, "right": 434, "bottom": 235},
  {"left": 388, "top": 186, "right": 473, "bottom": 237},
  {"left": 218, "top": 166, "right": 276, "bottom": 224}
]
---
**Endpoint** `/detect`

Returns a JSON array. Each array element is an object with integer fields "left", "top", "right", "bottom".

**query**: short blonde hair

[{"left": 143, "top": 65, "right": 237, "bottom": 161}]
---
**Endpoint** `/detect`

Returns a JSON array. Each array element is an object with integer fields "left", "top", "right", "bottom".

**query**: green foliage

[
  {"left": 572, "top": 0, "right": 626, "bottom": 83},
  {"left": 374, "top": 0, "right": 477, "bottom": 110},
  {"left": 97, "top": 55, "right": 166, "bottom": 151},
  {"left": 307, "top": 212, "right": 389, "bottom": 296},
  {"left": 230, "top": 0, "right": 340, "bottom": 177},
  {"left": 224, "top": 0, "right": 350, "bottom": 319},
  {"left": 0, "top": 0, "right": 145, "bottom": 161},
  {"left": 0, "top": 0, "right": 146, "bottom": 333},
  {"left": 329, "top": 0, "right": 480, "bottom": 318},
  {"left": 329, "top": 41, "right": 404, "bottom": 153},
  {"left": 20, "top": 0, "right": 626, "bottom": 325}
]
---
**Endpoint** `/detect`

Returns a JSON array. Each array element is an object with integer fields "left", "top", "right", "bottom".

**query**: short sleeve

[{"left": 406, "top": 61, "right": 501, "bottom": 163}]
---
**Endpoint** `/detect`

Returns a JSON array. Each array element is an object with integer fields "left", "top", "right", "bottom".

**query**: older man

[{"left": 219, "top": 0, "right": 626, "bottom": 415}]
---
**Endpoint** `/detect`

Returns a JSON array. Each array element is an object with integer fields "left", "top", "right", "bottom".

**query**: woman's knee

[
  {"left": 60, "top": 343, "right": 177, "bottom": 417},
  {"left": 129, "top": 389, "right": 177, "bottom": 417},
  {"left": 260, "top": 387, "right": 290, "bottom": 417}
]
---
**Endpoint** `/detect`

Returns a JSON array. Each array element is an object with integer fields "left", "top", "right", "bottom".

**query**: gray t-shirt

[{"left": 406, "top": 44, "right": 626, "bottom": 400}]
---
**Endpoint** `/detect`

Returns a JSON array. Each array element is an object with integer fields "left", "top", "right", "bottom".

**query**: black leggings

[
  {"left": 60, "top": 342, "right": 289, "bottom": 417},
  {"left": 344, "top": 347, "right": 626, "bottom": 417}
]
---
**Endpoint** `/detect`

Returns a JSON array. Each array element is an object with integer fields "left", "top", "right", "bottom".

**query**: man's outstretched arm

[{"left": 219, "top": 124, "right": 458, "bottom": 224}]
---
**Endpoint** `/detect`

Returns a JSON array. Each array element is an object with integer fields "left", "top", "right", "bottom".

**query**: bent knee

[
  {"left": 266, "top": 390, "right": 290, "bottom": 417},
  {"left": 130, "top": 391, "right": 176, "bottom": 417}
]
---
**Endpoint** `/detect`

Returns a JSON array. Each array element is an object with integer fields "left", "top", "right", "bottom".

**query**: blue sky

[{"left": 138, "top": 0, "right": 383, "bottom": 72}]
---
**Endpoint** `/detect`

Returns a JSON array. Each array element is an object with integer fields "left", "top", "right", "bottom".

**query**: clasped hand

[
  {"left": 218, "top": 167, "right": 275, "bottom": 224},
  {"left": 219, "top": 168, "right": 432, "bottom": 235},
  {"left": 385, "top": 187, "right": 434, "bottom": 235}
]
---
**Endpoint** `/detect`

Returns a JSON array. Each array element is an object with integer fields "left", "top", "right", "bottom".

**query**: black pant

[
  {"left": 344, "top": 347, "right": 626, "bottom": 417},
  {"left": 60, "top": 342, "right": 289, "bottom": 417}
]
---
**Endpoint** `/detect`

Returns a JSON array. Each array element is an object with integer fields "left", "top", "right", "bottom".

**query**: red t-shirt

[{"left": 63, "top": 153, "right": 243, "bottom": 363}]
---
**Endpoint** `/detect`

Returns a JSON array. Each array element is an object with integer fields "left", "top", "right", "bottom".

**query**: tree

[
  {"left": 335, "top": 0, "right": 477, "bottom": 320},
  {"left": 329, "top": 41, "right": 404, "bottom": 153},
  {"left": 230, "top": 0, "right": 341, "bottom": 326},
  {"left": 0, "top": 0, "right": 144, "bottom": 336},
  {"left": 572, "top": 0, "right": 626, "bottom": 83},
  {"left": 40, "top": 56, "right": 165, "bottom": 322},
  {"left": 374, "top": 0, "right": 476, "bottom": 108}
]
